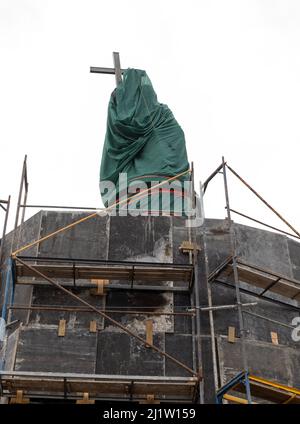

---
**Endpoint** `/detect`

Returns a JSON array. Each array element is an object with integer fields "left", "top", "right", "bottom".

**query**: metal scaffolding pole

[
  {"left": 189, "top": 162, "right": 203, "bottom": 403},
  {"left": 226, "top": 164, "right": 300, "bottom": 239},
  {"left": 14, "top": 155, "right": 28, "bottom": 231},
  {"left": 222, "top": 156, "right": 251, "bottom": 403},
  {"left": 0, "top": 196, "right": 10, "bottom": 265},
  {"left": 198, "top": 179, "right": 219, "bottom": 392}
]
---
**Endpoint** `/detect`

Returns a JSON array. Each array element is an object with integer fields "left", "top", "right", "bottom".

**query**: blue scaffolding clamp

[{"left": 216, "top": 371, "right": 252, "bottom": 404}]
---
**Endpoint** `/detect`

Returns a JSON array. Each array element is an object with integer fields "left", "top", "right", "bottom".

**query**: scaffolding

[
  {"left": 1, "top": 50, "right": 300, "bottom": 401},
  {"left": 216, "top": 371, "right": 300, "bottom": 404},
  {"left": 1, "top": 153, "right": 300, "bottom": 403},
  {"left": 203, "top": 157, "right": 300, "bottom": 402},
  {"left": 0, "top": 152, "right": 208, "bottom": 403},
  {"left": 1, "top": 152, "right": 300, "bottom": 403}
]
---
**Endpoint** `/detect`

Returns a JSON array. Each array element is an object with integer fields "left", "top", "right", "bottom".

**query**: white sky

[{"left": 1, "top": 0, "right": 300, "bottom": 237}]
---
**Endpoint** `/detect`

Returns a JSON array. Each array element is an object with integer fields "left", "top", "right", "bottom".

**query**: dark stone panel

[
  {"left": 234, "top": 224, "right": 292, "bottom": 277},
  {"left": 96, "top": 332, "right": 131, "bottom": 375},
  {"left": 204, "top": 219, "right": 231, "bottom": 273},
  {"left": 103, "top": 291, "right": 173, "bottom": 334},
  {"left": 194, "top": 232, "right": 217, "bottom": 400},
  {"left": 211, "top": 280, "right": 237, "bottom": 307},
  {"left": 287, "top": 349, "right": 300, "bottom": 388},
  {"left": 201, "top": 336, "right": 217, "bottom": 404},
  {"left": 218, "top": 338, "right": 292, "bottom": 386},
  {"left": 3, "top": 326, "right": 19, "bottom": 370},
  {"left": 96, "top": 331, "right": 164, "bottom": 376},
  {"left": 0, "top": 231, "right": 13, "bottom": 267},
  {"left": 128, "top": 334, "right": 164, "bottom": 376},
  {"left": 241, "top": 295, "right": 299, "bottom": 349},
  {"left": 246, "top": 342, "right": 292, "bottom": 385},
  {"left": 287, "top": 238, "right": 300, "bottom": 282},
  {"left": 173, "top": 293, "right": 192, "bottom": 334},
  {"left": 287, "top": 238, "right": 300, "bottom": 269},
  {"left": 172, "top": 216, "right": 190, "bottom": 265},
  {"left": 15, "top": 327, "right": 96, "bottom": 373},
  {"left": 210, "top": 284, "right": 239, "bottom": 336},
  {"left": 8, "top": 212, "right": 42, "bottom": 258},
  {"left": 165, "top": 334, "right": 193, "bottom": 377},
  {"left": 197, "top": 242, "right": 211, "bottom": 334},
  {"left": 11, "top": 286, "right": 33, "bottom": 324},
  {"left": 29, "top": 286, "right": 105, "bottom": 328},
  {"left": 105, "top": 291, "right": 170, "bottom": 311},
  {"left": 2, "top": 213, "right": 42, "bottom": 323},
  {"left": 108, "top": 216, "right": 171, "bottom": 261},
  {"left": 39, "top": 212, "right": 109, "bottom": 260},
  {"left": 291, "top": 266, "right": 300, "bottom": 281},
  {"left": 211, "top": 283, "right": 299, "bottom": 343}
]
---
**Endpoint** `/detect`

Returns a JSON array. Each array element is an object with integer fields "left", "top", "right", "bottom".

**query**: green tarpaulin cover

[{"left": 100, "top": 68, "right": 189, "bottom": 209}]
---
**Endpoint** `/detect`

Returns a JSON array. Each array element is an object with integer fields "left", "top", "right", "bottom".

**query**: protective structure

[{"left": 100, "top": 69, "right": 189, "bottom": 212}]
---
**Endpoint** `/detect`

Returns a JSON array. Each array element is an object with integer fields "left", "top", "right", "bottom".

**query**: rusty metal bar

[
  {"left": 228, "top": 208, "right": 300, "bottom": 240},
  {"left": 20, "top": 183, "right": 28, "bottom": 225},
  {"left": 14, "top": 256, "right": 197, "bottom": 377},
  {"left": 203, "top": 163, "right": 223, "bottom": 194},
  {"left": 8, "top": 305, "right": 194, "bottom": 316},
  {"left": 14, "top": 155, "right": 27, "bottom": 231},
  {"left": 191, "top": 302, "right": 257, "bottom": 312},
  {"left": 0, "top": 195, "right": 11, "bottom": 264},
  {"left": 226, "top": 164, "right": 300, "bottom": 239}
]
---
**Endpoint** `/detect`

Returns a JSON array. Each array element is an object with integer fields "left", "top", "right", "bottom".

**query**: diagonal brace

[{"left": 14, "top": 256, "right": 196, "bottom": 377}]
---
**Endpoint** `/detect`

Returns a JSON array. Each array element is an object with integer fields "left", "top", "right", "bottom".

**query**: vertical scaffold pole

[
  {"left": 189, "top": 162, "right": 203, "bottom": 403},
  {"left": 202, "top": 194, "right": 219, "bottom": 391},
  {"left": 222, "top": 156, "right": 251, "bottom": 404},
  {"left": 244, "top": 372, "right": 252, "bottom": 404},
  {"left": 0, "top": 196, "right": 10, "bottom": 265},
  {"left": 14, "top": 155, "right": 27, "bottom": 231},
  {"left": 0, "top": 258, "right": 13, "bottom": 342}
]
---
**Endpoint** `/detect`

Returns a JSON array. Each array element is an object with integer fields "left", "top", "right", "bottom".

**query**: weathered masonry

[{"left": 0, "top": 210, "right": 300, "bottom": 403}]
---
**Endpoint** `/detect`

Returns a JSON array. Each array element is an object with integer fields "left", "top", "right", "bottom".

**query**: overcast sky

[{"left": 1, "top": 0, "right": 300, "bottom": 237}]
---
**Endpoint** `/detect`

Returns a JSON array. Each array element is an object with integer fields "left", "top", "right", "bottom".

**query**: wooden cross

[{"left": 90, "top": 52, "right": 123, "bottom": 86}]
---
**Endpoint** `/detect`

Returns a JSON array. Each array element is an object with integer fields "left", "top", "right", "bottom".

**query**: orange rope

[{"left": 12, "top": 168, "right": 190, "bottom": 256}]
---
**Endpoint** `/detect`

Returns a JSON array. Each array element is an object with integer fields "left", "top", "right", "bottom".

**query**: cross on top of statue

[{"left": 90, "top": 52, "right": 123, "bottom": 86}]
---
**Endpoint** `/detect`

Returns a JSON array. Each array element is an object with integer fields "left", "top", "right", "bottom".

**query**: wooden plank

[
  {"left": 16, "top": 264, "right": 192, "bottom": 283},
  {"left": 145, "top": 319, "right": 153, "bottom": 347},
  {"left": 233, "top": 379, "right": 300, "bottom": 404},
  {"left": 1, "top": 378, "right": 196, "bottom": 398},
  {"left": 58, "top": 319, "right": 66, "bottom": 337},
  {"left": 228, "top": 326, "right": 235, "bottom": 343},
  {"left": 271, "top": 331, "right": 279, "bottom": 345},
  {"left": 89, "top": 321, "right": 97, "bottom": 333},
  {"left": 76, "top": 392, "right": 95, "bottom": 404},
  {"left": 218, "top": 263, "right": 300, "bottom": 300},
  {"left": 139, "top": 394, "right": 160, "bottom": 404},
  {"left": 223, "top": 393, "right": 249, "bottom": 404},
  {"left": 90, "top": 279, "right": 109, "bottom": 295},
  {"left": 10, "top": 390, "right": 30, "bottom": 404}
]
